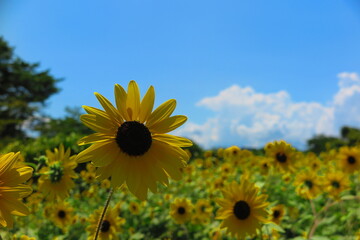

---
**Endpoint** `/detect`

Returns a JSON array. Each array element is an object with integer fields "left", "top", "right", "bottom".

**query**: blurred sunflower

[
  {"left": 76, "top": 80, "right": 192, "bottom": 200},
  {"left": 87, "top": 207, "right": 125, "bottom": 240},
  {"left": 129, "top": 201, "right": 140, "bottom": 215},
  {"left": 265, "top": 140, "right": 297, "bottom": 172},
  {"left": 170, "top": 198, "right": 193, "bottom": 224},
  {"left": 324, "top": 171, "right": 350, "bottom": 199},
  {"left": 194, "top": 199, "right": 213, "bottom": 222},
  {"left": 48, "top": 202, "right": 74, "bottom": 231},
  {"left": 215, "top": 179, "right": 269, "bottom": 239},
  {"left": 338, "top": 146, "right": 360, "bottom": 173},
  {"left": 224, "top": 146, "right": 241, "bottom": 165},
  {"left": 294, "top": 171, "right": 322, "bottom": 199},
  {"left": 269, "top": 204, "right": 285, "bottom": 225},
  {"left": 38, "top": 145, "right": 77, "bottom": 201},
  {"left": 0, "top": 152, "right": 33, "bottom": 228}
]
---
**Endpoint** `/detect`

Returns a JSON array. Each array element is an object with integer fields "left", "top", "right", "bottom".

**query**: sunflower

[
  {"left": 38, "top": 145, "right": 77, "bottom": 201},
  {"left": 170, "top": 198, "right": 193, "bottom": 224},
  {"left": 215, "top": 179, "right": 269, "bottom": 239},
  {"left": 76, "top": 81, "right": 192, "bottom": 200},
  {"left": 265, "top": 140, "right": 297, "bottom": 172},
  {"left": 269, "top": 204, "right": 285, "bottom": 225},
  {"left": 48, "top": 202, "right": 74, "bottom": 231},
  {"left": 259, "top": 157, "right": 271, "bottom": 176},
  {"left": 87, "top": 207, "right": 125, "bottom": 240},
  {"left": 294, "top": 170, "right": 322, "bottom": 199},
  {"left": 0, "top": 152, "right": 33, "bottom": 228},
  {"left": 128, "top": 201, "right": 140, "bottom": 215},
  {"left": 338, "top": 146, "right": 360, "bottom": 173},
  {"left": 224, "top": 146, "right": 241, "bottom": 165},
  {"left": 324, "top": 171, "right": 350, "bottom": 199},
  {"left": 194, "top": 199, "right": 213, "bottom": 222}
]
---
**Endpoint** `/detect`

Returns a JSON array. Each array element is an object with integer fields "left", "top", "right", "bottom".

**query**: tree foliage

[
  {"left": 307, "top": 126, "right": 360, "bottom": 154},
  {"left": 0, "top": 37, "right": 60, "bottom": 139}
]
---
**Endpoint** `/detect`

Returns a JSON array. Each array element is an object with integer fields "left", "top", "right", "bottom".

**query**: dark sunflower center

[
  {"left": 331, "top": 181, "right": 340, "bottom": 188},
  {"left": 100, "top": 220, "right": 111, "bottom": 232},
  {"left": 57, "top": 210, "right": 66, "bottom": 219},
  {"left": 276, "top": 153, "right": 287, "bottom": 163},
  {"left": 200, "top": 205, "right": 206, "bottom": 213},
  {"left": 305, "top": 180, "right": 313, "bottom": 189},
  {"left": 263, "top": 163, "right": 268, "bottom": 168},
  {"left": 347, "top": 156, "right": 356, "bottom": 164},
  {"left": 178, "top": 207, "right": 186, "bottom": 215},
  {"left": 233, "top": 200, "right": 251, "bottom": 220},
  {"left": 49, "top": 164, "right": 64, "bottom": 183},
  {"left": 273, "top": 210, "right": 281, "bottom": 219},
  {"left": 116, "top": 121, "right": 152, "bottom": 156}
]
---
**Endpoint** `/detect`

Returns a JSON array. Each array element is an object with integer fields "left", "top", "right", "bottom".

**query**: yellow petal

[
  {"left": 114, "top": 84, "right": 129, "bottom": 120},
  {"left": 78, "top": 133, "right": 114, "bottom": 146},
  {"left": 90, "top": 142, "right": 120, "bottom": 167},
  {"left": 76, "top": 142, "right": 113, "bottom": 163},
  {"left": 80, "top": 114, "right": 114, "bottom": 134},
  {"left": 152, "top": 134, "right": 192, "bottom": 147},
  {"left": 147, "top": 99, "right": 176, "bottom": 127},
  {"left": 149, "top": 115, "right": 187, "bottom": 133},
  {"left": 126, "top": 80, "right": 141, "bottom": 121},
  {"left": 139, "top": 86, "right": 155, "bottom": 123},
  {"left": 94, "top": 92, "right": 122, "bottom": 124}
]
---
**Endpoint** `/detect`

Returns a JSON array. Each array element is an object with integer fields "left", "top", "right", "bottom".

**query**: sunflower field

[{"left": 1, "top": 81, "right": 360, "bottom": 240}]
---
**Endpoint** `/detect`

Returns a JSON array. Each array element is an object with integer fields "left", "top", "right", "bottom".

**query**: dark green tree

[
  {"left": 0, "top": 37, "right": 60, "bottom": 139},
  {"left": 33, "top": 106, "right": 92, "bottom": 138}
]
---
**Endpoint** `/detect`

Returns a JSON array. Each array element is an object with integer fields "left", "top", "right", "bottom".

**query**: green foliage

[
  {"left": 0, "top": 37, "right": 60, "bottom": 140},
  {"left": 307, "top": 126, "right": 360, "bottom": 154},
  {"left": 33, "top": 106, "right": 92, "bottom": 138}
]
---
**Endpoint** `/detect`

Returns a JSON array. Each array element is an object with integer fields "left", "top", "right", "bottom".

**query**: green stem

[{"left": 94, "top": 187, "right": 114, "bottom": 240}]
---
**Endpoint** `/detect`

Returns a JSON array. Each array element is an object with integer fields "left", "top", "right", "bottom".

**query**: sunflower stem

[{"left": 94, "top": 187, "right": 114, "bottom": 240}]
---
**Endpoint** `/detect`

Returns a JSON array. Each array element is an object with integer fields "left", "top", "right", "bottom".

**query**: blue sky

[{"left": 1, "top": 0, "right": 360, "bottom": 149}]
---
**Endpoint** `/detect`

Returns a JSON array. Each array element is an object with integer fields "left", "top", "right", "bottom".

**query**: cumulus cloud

[{"left": 176, "top": 72, "right": 360, "bottom": 149}]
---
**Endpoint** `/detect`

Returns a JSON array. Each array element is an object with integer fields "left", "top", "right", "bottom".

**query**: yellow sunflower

[
  {"left": 76, "top": 80, "right": 192, "bottom": 200},
  {"left": 338, "top": 146, "right": 360, "bottom": 173},
  {"left": 224, "top": 146, "right": 241, "bottom": 165},
  {"left": 265, "top": 140, "right": 297, "bottom": 172},
  {"left": 269, "top": 204, "right": 285, "bottom": 225},
  {"left": 294, "top": 170, "right": 322, "bottom": 199},
  {"left": 128, "top": 201, "right": 140, "bottom": 215},
  {"left": 0, "top": 152, "right": 33, "bottom": 228},
  {"left": 194, "top": 199, "right": 213, "bottom": 222},
  {"left": 48, "top": 202, "right": 74, "bottom": 231},
  {"left": 324, "top": 171, "right": 350, "bottom": 199},
  {"left": 38, "top": 144, "right": 77, "bottom": 201},
  {"left": 215, "top": 179, "right": 269, "bottom": 239},
  {"left": 170, "top": 198, "right": 193, "bottom": 224},
  {"left": 87, "top": 207, "right": 126, "bottom": 240}
]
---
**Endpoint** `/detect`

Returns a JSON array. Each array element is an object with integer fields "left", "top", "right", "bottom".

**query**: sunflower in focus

[
  {"left": 76, "top": 81, "right": 192, "bottom": 200},
  {"left": 215, "top": 179, "right": 269, "bottom": 239},
  {"left": 269, "top": 204, "right": 285, "bottom": 225},
  {"left": 0, "top": 152, "right": 33, "bottom": 228},
  {"left": 265, "top": 140, "right": 297, "bottom": 172},
  {"left": 170, "top": 198, "right": 193, "bottom": 224},
  {"left": 38, "top": 145, "right": 77, "bottom": 201},
  {"left": 324, "top": 171, "right": 350, "bottom": 199},
  {"left": 338, "top": 146, "right": 360, "bottom": 173},
  {"left": 48, "top": 202, "right": 74, "bottom": 231},
  {"left": 87, "top": 207, "right": 125, "bottom": 240},
  {"left": 294, "top": 170, "right": 322, "bottom": 199}
]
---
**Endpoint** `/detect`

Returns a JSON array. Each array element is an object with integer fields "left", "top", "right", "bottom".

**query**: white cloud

[{"left": 177, "top": 72, "right": 360, "bottom": 149}]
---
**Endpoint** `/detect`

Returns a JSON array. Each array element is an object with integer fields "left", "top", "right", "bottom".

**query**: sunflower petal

[
  {"left": 126, "top": 80, "right": 141, "bottom": 121},
  {"left": 139, "top": 86, "right": 155, "bottom": 123},
  {"left": 147, "top": 99, "right": 176, "bottom": 127},
  {"left": 114, "top": 84, "right": 129, "bottom": 120},
  {"left": 78, "top": 133, "right": 114, "bottom": 146},
  {"left": 94, "top": 92, "right": 122, "bottom": 124},
  {"left": 152, "top": 134, "right": 193, "bottom": 147},
  {"left": 149, "top": 115, "right": 187, "bottom": 134}
]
